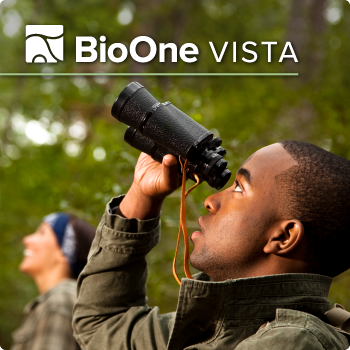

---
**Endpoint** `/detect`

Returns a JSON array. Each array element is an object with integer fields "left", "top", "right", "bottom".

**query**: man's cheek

[{"left": 214, "top": 216, "right": 241, "bottom": 241}]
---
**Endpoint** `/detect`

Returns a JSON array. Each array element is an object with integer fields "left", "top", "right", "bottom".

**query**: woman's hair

[{"left": 68, "top": 214, "right": 96, "bottom": 279}]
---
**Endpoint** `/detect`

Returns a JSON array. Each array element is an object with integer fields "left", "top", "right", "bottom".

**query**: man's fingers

[{"left": 162, "top": 155, "right": 179, "bottom": 191}]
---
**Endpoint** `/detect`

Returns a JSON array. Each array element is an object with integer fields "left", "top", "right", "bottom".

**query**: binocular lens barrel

[
  {"left": 112, "top": 82, "right": 232, "bottom": 190},
  {"left": 124, "top": 126, "right": 202, "bottom": 183}
]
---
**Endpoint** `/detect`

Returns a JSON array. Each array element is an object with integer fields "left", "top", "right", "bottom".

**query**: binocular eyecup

[{"left": 112, "top": 82, "right": 232, "bottom": 190}]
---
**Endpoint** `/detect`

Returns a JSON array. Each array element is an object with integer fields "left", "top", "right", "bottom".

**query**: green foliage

[{"left": 1, "top": 0, "right": 350, "bottom": 348}]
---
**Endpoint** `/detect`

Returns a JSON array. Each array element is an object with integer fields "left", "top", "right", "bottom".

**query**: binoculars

[{"left": 111, "top": 82, "right": 231, "bottom": 190}]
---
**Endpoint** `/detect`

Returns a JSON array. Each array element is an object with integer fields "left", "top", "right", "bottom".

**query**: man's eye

[{"left": 234, "top": 184, "right": 243, "bottom": 192}]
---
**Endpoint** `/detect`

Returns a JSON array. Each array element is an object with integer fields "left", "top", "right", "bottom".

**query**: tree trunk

[{"left": 285, "top": 0, "right": 327, "bottom": 82}]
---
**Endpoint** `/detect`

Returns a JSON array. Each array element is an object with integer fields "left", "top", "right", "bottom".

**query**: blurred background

[{"left": 1, "top": 0, "right": 350, "bottom": 347}]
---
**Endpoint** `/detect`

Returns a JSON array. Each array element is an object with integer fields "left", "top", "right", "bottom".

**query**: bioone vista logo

[
  {"left": 26, "top": 25, "right": 64, "bottom": 63},
  {"left": 24, "top": 25, "right": 299, "bottom": 65}
]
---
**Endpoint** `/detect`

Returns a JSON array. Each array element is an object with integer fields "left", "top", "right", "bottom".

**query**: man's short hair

[{"left": 275, "top": 140, "right": 350, "bottom": 277}]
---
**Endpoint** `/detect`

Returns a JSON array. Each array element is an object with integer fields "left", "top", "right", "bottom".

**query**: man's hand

[{"left": 119, "top": 153, "right": 181, "bottom": 219}]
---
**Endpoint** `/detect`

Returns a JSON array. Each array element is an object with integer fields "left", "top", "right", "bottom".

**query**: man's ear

[{"left": 263, "top": 220, "right": 305, "bottom": 255}]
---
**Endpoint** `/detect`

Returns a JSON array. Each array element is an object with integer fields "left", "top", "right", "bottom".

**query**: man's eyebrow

[{"left": 237, "top": 168, "right": 251, "bottom": 185}]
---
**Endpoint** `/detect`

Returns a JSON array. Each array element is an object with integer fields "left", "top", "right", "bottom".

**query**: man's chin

[{"left": 189, "top": 250, "right": 207, "bottom": 273}]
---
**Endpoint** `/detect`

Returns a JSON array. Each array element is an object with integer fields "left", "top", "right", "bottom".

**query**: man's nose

[{"left": 204, "top": 192, "right": 222, "bottom": 213}]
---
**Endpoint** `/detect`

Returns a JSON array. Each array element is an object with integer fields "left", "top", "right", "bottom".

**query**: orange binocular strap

[{"left": 172, "top": 157, "right": 200, "bottom": 285}]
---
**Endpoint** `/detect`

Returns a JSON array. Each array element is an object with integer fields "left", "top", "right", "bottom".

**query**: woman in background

[{"left": 11, "top": 213, "right": 96, "bottom": 350}]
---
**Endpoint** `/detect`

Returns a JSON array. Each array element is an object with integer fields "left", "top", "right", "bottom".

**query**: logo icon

[{"left": 26, "top": 25, "right": 64, "bottom": 63}]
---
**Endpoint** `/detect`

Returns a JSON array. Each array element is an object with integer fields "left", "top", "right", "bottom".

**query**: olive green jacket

[{"left": 73, "top": 196, "right": 349, "bottom": 350}]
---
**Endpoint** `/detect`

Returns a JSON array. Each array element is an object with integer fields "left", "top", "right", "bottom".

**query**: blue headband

[
  {"left": 44, "top": 213, "right": 69, "bottom": 246},
  {"left": 43, "top": 212, "right": 80, "bottom": 276}
]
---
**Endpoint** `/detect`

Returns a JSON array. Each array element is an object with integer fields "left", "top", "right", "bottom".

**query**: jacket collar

[
  {"left": 24, "top": 279, "right": 76, "bottom": 314},
  {"left": 167, "top": 273, "right": 332, "bottom": 350}
]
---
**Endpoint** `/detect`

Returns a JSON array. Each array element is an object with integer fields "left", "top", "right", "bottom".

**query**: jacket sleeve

[{"left": 72, "top": 196, "right": 175, "bottom": 350}]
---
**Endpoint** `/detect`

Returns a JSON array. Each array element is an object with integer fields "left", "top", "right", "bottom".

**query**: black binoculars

[{"left": 111, "top": 82, "right": 231, "bottom": 190}]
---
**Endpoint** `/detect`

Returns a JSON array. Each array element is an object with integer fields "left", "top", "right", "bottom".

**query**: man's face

[{"left": 190, "top": 143, "right": 297, "bottom": 281}]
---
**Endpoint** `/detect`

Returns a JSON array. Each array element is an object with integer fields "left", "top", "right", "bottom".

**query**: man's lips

[
  {"left": 191, "top": 217, "right": 205, "bottom": 240},
  {"left": 191, "top": 231, "right": 203, "bottom": 240}
]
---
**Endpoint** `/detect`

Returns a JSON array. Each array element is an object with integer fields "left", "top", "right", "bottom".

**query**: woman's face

[{"left": 20, "top": 222, "right": 65, "bottom": 277}]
